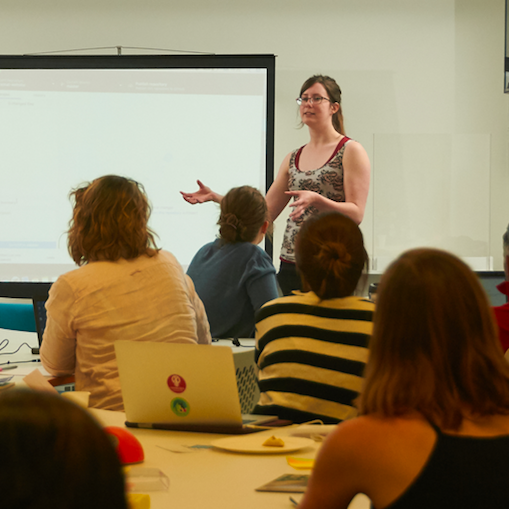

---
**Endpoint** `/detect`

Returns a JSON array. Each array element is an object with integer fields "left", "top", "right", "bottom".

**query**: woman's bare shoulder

[
  {"left": 329, "top": 414, "right": 415, "bottom": 437},
  {"left": 327, "top": 414, "right": 433, "bottom": 459},
  {"left": 343, "top": 138, "right": 368, "bottom": 158},
  {"left": 317, "top": 414, "right": 436, "bottom": 506},
  {"left": 280, "top": 150, "right": 293, "bottom": 169},
  {"left": 319, "top": 416, "right": 386, "bottom": 467}
]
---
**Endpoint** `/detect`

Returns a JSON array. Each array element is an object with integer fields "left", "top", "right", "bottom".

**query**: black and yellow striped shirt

[{"left": 254, "top": 292, "right": 374, "bottom": 423}]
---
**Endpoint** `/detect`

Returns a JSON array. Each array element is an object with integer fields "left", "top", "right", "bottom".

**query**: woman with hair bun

[
  {"left": 187, "top": 186, "right": 279, "bottom": 338},
  {"left": 253, "top": 211, "right": 374, "bottom": 424}
]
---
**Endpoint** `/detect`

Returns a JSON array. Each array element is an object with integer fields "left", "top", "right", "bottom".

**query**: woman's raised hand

[
  {"left": 180, "top": 180, "right": 221, "bottom": 204},
  {"left": 286, "top": 190, "right": 322, "bottom": 220}
]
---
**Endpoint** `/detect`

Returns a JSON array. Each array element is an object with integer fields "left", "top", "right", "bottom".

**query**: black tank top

[{"left": 382, "top": 422, "right": 509, "bottom": 509}]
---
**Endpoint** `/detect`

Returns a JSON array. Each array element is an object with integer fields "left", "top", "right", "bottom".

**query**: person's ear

[{"left": 260, "top": 220, "right": 269, "bottom": 235}]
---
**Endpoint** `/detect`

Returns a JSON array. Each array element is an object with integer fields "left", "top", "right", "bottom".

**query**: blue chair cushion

[{"left": 0, "top": 303, "right": 37, "bottom": 332}]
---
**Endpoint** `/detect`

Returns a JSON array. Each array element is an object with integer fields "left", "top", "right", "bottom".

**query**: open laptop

[{"left": 115, "top": 340, "right": 278, "bottom": 434}]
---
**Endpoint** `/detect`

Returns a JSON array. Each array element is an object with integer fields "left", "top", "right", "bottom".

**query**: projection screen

[{"left": 0, "top": 54, "right": 276, "bottom": 282}]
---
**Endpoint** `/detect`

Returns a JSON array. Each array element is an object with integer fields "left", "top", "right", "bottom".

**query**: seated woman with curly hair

[{"left": 41, "top": 175, "right": 211, "bottom": 411}]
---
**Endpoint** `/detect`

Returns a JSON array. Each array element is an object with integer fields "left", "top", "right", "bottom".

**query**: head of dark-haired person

[
  {"left": 359, "top": 248, "right": 509, "bottom": 430},
  {"left": 217, "top": 185, "right": 269, "bottom": 244},
  {"left": 295, "top": 211, "right": 368, "bottom": 300},
  {"left": 0, "top": 389, "right": 127, "bottom": 509},
  {"left": 299, "top": 74, "right": 345, "bottom": 134}
]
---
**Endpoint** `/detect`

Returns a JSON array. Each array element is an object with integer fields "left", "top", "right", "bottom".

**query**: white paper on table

[{"left": 23, "top": 369, "right": 59, "bottom": 393}]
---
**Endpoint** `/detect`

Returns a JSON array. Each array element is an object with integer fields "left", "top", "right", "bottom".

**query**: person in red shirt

[{"left": 493, "top": 224, "right": 509, "bottom": 353}]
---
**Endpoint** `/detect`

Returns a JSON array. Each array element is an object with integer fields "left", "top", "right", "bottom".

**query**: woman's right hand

[{"left": 180, "top": 180, "right": 222, "bottom": 204}]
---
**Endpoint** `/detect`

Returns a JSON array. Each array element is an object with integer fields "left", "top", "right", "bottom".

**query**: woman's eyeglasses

[{"left": 296, "top": 96, "right": 332, "bottom": 106}]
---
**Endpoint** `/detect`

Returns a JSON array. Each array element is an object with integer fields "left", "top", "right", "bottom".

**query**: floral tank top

[{"left": 280, "top": 137, "right": 350, "bottom": 263}]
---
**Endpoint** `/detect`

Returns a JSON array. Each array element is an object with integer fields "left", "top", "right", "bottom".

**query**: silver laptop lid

[{"left": 115, "top": 341, "right": 243, "bottom": 427}]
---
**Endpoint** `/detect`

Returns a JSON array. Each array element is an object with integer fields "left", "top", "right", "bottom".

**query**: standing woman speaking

[{"left": 181, "top": 75, "right": 371, "bottom": 295}]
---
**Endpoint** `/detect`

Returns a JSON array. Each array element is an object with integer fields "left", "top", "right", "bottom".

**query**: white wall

[{"left": 1, "top": 0, "right": 507, "bottom": 270}]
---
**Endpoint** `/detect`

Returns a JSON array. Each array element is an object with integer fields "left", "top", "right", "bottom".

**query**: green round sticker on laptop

[{"left": 170, "top": 397, "right": 190, "bottom": 417}]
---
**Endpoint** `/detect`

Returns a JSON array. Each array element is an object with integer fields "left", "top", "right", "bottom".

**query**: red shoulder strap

[
  {"left": 327, "top": 136, "right": 350, "bottom": 163},
  {"left": 294, "top": 145, "right": 306, "bottom": 170}
]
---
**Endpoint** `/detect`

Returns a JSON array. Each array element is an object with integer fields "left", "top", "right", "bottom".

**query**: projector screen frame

[
  {"left": 0, "top": 53, "right": 276, "bottom": 193},
  {"left": 0, "top": 53, "right": 276, "bottom": 282},
  {"left": 0, "top": 281, "right": 52, "bottom": 299}
]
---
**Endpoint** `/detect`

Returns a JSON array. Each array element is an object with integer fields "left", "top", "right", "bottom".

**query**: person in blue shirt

[{"left": 187, "top": 186, "right": 279, "bottom": 338}]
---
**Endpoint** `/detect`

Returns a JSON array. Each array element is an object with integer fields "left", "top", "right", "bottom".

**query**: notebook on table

[{"left": 114, "top": 340, "right": 278, "bottom": 434}]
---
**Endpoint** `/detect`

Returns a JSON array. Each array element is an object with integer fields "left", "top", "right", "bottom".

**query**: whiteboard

[{"left": 371, "top": 133, "right": 491, "bottom": 272}]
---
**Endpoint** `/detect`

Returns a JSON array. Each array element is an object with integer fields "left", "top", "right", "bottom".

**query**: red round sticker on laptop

[{"left": 167, "top": 374, "right": 186, "bottom": 393}]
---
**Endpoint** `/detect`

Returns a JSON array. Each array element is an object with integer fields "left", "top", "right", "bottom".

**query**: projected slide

[{"left": 0, "top": 62, "right": 273, "bottom": 281}]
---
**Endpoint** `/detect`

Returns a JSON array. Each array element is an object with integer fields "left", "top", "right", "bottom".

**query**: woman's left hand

[{"left": 286, "top": 190, "right": 322, "bottom": 220}]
